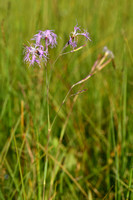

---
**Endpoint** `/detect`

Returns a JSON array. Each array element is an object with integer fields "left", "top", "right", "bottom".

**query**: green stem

[
  {"left": 43, "top": 67, "right": 51, "bottom": 200},
  {"left": 36, "top": 129, "right": 41, "bottom": 200}
]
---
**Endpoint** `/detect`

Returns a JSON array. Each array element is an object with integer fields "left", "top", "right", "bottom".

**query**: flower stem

[{"left": 43, "top": 67, "right": 51, "bottom": 200}]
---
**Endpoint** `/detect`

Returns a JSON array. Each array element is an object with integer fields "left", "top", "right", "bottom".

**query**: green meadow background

[{"left": 0, "top": 0, "right": 133, "bottom": 199}]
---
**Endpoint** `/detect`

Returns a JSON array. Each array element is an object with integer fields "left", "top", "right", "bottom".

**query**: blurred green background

[{"left": 0, "top": 0, "right": 133, "bottom": 199}]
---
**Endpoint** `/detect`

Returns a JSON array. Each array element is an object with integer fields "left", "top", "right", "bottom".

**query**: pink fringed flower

[
  {"left": 68, "top": 25, "right": 91, "bottom": 49},
  {"left": 31, "top": 30, "right": 57, "bottom": 52},
  {"left": 24, "top": 44, "right": 47, "bottom": 67},
  {"left": 24, "top": 30, "right": 57, "bottom": 66}
]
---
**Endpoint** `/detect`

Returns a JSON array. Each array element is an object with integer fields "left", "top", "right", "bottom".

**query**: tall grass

[{"left": 0, "top": 0, "right": 133, "bottom": 199}]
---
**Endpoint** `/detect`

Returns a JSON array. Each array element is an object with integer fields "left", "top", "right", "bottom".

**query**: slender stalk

[
  {"left": 48, "top": 90, "right": 79, "bottom": 198},
  {"left": 43, "top": 67, "right": 51, "bottom": 200},
  {"left": 36, "top": 129, "right": 41, "bottom": 200}
]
